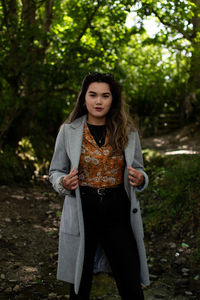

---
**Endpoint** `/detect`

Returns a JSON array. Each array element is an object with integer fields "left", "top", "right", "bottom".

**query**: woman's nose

[{"left": 96, "top": 97, "right": 102, "bottom": 104}]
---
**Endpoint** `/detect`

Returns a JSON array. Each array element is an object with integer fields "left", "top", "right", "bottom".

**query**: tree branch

[
  {"left": 40, "top": 0, "right": 54, "bottom": 53},
  {"left": 76, "top": 1, "right": 102, "bottom": 42},
  {"left": 43, "top": 0, "right": 54, "bottom": 33},
  {"left": 152, "top": 8, "right": 192, "bottom": 41},
  {"left": 1, "top": 0, "right": 13, "bottom": 41},
  {"left": 191, "top": 0, "right": 200, "bottom": 38}
]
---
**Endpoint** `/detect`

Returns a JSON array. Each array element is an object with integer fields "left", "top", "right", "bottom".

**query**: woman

[{"left": 49, "top": 72, "right": 150, "bottom": 299}]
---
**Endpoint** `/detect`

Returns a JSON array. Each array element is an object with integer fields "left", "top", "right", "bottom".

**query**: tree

[
  {"left": 0, "top": 0, "right": 135, "bottom": 151},
  {"left": 132, "top": 0, "right": 200, "bottom": 120},
  {"left": 114, "top": 31, "right": 187, "bottom": 135}
]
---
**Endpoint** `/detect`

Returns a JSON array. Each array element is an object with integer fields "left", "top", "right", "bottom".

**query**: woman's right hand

[{"left": 61, "top": 167, "right": 79, "bottom": 191}]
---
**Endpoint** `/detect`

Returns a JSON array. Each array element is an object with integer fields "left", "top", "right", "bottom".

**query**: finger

[
  {"left": 66, "top": 170, "right": 78, "bottom": 183},
  {"left": 128, "top": 167, "right": 137, "bottom": 176},
  {"left": 129, "top": 180, "right": 136, "bottom": 186},
  {"left": 63, "top": 175, "right": 77, "bottom": 187},
  {"left": 69, "top": 175, "right": 78, "bottom": 183},
  {"left": 128, "top": 175, "right": 137, "bottom": 182},
  {"left": 70, "top": 167, "right": 78, "bottom": 176},
  {"left": 129, "top": 174, "right": 140, "bottom": 186},
  {"left": 70, "top": 182, "right": 79, "bottom": 190},
  {"left": 130, "top": 178, "right": 139, "bottom": 186}
]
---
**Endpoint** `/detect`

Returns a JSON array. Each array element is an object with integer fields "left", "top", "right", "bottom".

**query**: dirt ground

[
  {"left": 141, "top": 121, "right": 200, "bottom": 154},
  {"left": 0, "top": 124, "right": 200, "bottom": 300},
  {"left": 0, "top": 182, "right": 199, "bottom": 300}
]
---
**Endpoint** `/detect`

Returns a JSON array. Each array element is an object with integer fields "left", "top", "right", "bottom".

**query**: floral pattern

[{"left": 78, "top": 123, "right": 125, "bottom": 188}]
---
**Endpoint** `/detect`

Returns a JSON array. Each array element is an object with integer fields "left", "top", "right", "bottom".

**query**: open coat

[{"left": 49, "top": 115, "right": 150, "bottom": 294}]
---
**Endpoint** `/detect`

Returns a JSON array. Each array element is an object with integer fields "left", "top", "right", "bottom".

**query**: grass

[{"left": 139, "top": 151, "right": 200, "bottom": 263}]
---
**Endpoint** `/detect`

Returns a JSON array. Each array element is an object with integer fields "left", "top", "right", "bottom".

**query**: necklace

[{"left": 87, "top": 123, "right": 106, "bottom": 147}]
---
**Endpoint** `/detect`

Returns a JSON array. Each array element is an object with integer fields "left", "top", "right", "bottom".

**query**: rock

[
  {"left": 0, "top": 185, "right": 8, "bottom": 189},
  {"left": 10, "top": 195, "right": 25, "bottom": 200},
  {"left": 169, "top": 242, "right": 176, "bottom": 249},
  {"left": 1, "top": 274, "right": 6, "bottom": 279},
  {"left": 181, "top": 268, "right": 190, "bottom": 273},
  {"left": 0, "top": 282, "right": 7, "bottom": 291},
  {"left": 13, "top": 284, "right": 21, "bottom": 292},
  {"left": 9, "top": 279, "right": 18, "bottom": 283},
  {"left": 48, "top": 292, "right": 57, "bottom": 299},
  {"left": 150, "top": 274, "right": 158, "bottom": 280},
  {"left": 4, "top": 218, "right": 12, "bottom": 222},
  {"left": 160, "top": 258, "right": 167, "bottom": 263},
  {"left": 185, "top": 291, "right": 193, "bottom": 296},
  {"left": 174, "top": 256, "right": 187, "bottom": 264},
  {"left": 4, "top": 287, "right": 12, "bottom": 293},
  {"left": 178, "top": 247, "right": 184, "bottom": 253}
]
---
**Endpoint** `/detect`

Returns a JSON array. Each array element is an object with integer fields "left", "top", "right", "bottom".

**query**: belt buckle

[{"left": 97, "top": 188, "right": 105, "bottom": 196}]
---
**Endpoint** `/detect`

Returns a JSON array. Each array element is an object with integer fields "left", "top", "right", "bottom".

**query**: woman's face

[{"left": 85, "top": 81, "right": 113, "bottom": 125}]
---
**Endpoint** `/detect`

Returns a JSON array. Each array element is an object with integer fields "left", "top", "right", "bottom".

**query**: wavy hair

[{"left": 66, "top": 72, "right": 135, "bottom": 154}]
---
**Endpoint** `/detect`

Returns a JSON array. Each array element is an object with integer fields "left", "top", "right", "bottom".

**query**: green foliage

[
  {"left": 1, "top": 0, "right": 200, "bottom": 179},
  {"left": 0, "top": 146, "right": 35, "bottom": 184},
  {"left": 116, "top": 33, "right": 188, "bottom": 134},
  {"left": 0, "top": 0, "right": 135, "bottom": 151},
  {"left": 133, "top": 0, "right": 200, "bottom": 121},
  {"left": 140, "top": 153, "right": 200, "bottom": 261}
]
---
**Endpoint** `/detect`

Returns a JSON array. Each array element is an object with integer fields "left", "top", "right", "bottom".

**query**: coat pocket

[{"left": 60, "top": 195, "right": 80, "bottom": 236}]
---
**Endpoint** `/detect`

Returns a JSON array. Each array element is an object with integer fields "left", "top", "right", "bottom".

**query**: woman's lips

[{"left": 95, "top": 107, "right": 103, "bottom": 112}]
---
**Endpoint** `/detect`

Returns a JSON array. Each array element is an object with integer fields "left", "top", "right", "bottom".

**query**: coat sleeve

[
  {"left": 49, "top": 124, "right": 72, "bottom": 196},
  {"left": 132, "top": 131, "right": 149, "bottom": 192}
]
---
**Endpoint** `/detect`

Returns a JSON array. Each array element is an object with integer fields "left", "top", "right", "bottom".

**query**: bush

[
  {"left": 0, "top": 146, "right": 35, "bottom": 184},
  {"left": 140, "top": 152, "right": 200, "bottom": 261}
]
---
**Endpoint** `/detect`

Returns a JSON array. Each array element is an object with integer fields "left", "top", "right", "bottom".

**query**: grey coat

[{"left": 49, "top": 115, "right": 150, "bottom": 294}]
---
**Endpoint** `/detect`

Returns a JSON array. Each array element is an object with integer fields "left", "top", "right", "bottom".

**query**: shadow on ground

[{"left": 0, "top": 183, "right": 199, "bottom": 300}]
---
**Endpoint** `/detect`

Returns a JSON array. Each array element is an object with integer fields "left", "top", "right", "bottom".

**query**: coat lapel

[
  {"left": 68, "top": 115, "right": 87, "bottom": 169},
  {"left": 124, "top": 131, "right": 136, "bottom": 166}
]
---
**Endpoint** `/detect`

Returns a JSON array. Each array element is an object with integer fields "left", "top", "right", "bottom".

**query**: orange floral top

[{"left": 78, "top": 123, "right": 125, "bottom": 188}]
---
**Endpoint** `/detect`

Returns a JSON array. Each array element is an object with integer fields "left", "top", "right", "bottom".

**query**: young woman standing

[{"left": 49, "top": 72, "right": 149, "bottom": 299}]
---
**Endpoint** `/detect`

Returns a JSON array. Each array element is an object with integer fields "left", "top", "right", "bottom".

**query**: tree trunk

[
  {"left": 183, "top": 0, "right": 200, "bottom": 120},
  {"left": 3, "top": 104, "right": 37, "bottom": 148},
  {"left": 0, "top": 0, "right": 54, "bottom": 148}
]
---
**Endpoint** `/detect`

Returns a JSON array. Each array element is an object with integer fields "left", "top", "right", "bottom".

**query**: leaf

[
  {"left": 56, "top": 211, "right": 62, "bottom": 217},
  {"left": 181, "top": 242, "right": 189, "bottom": 248}
]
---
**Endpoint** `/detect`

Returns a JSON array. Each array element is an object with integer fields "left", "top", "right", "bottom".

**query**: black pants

[{"left": 70, "top": 186, "right": 144, "bottom": 300}]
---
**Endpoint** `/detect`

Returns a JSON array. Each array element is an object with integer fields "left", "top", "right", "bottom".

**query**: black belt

[{"left": 80, "top": 185, "right": 123, "bottom": 196}]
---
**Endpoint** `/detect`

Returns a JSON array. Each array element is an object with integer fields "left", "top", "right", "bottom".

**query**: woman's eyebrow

[
  {"left": 88, "top": 90, "right": 111, "bottom": 95},
  {"left": 88, "top": 90, "right": 97, "bottom": 94}
]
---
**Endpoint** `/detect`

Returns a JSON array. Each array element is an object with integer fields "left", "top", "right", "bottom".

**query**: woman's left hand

[{"left": 127, "top": 166, "right": 144, "bottom": 187}]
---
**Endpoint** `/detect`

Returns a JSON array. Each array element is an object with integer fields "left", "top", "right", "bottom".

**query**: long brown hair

[{"left": 66, "top": 72, "right": 135, "bottom": 153}]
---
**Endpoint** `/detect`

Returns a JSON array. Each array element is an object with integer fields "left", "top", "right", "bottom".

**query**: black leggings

[{"left": 70, "top": 187, "right": 144, "bottom": 300}]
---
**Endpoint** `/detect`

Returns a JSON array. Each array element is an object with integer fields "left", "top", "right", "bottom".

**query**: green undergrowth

[
  {"left": 140, "top": 150, "right": 200, "bottom": 263},
  {"left": 0, "top": 146, "right": 35, "bottom": 184},
  {"left": 0, "top": 138, "right": 49, "bottom": 184}
]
